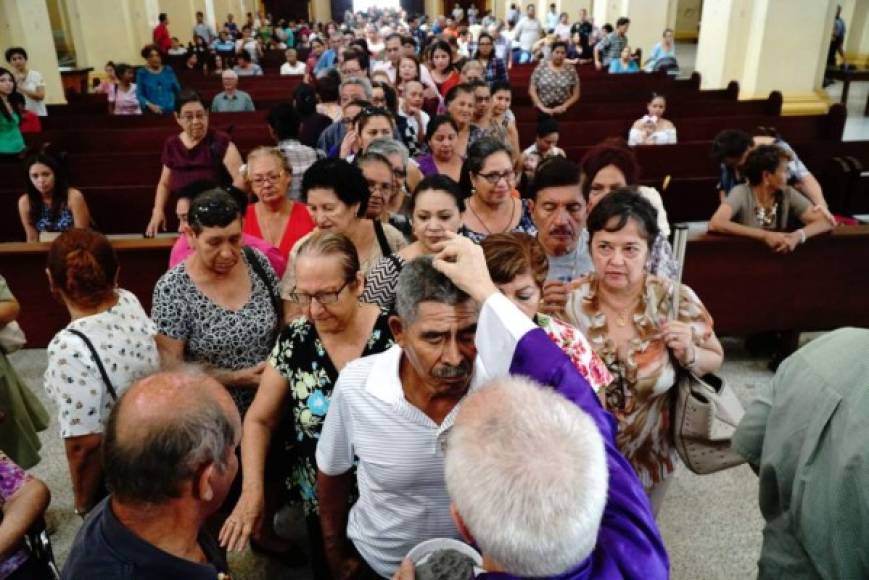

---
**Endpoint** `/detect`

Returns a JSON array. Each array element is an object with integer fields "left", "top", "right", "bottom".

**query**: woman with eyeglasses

[
  {"left": 459, "top": 137, "right": 535, "bottom": 243},
  {"left": 243, "top": 147, "right": 316, "bottom": 260},
  {"left": 362, "top": 175, "right": 464, "bottom": 311},
  {"left": 358, "top": 151, "right": 398, "bottom": 226},
  {"left": 280, "top": 159, "right": 406, "bottom": 318},
  {"left": 145, "top": 89, "right": 245, "bottom": 237},
  {"left": 474, "top": 32, "right": 508, "bottom": 82},
  {"left": 220, "top": 231, "right": 394, "bottom": 580}
]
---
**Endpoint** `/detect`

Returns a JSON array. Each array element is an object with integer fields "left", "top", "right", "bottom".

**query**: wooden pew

[
  {"left": 682, "top": 226, "right": 869, "bottom": 335},
  {"left": 0, "top": 237, "right": 175, "bottom": 347}
]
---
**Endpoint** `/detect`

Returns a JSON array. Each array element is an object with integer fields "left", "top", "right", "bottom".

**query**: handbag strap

[
  {"left": 373, "top": 219, "right": 392, "bottom": 258},
  {"left": 66, "top": 329, "right": 117, "bottom": 401},
  {"left": 242, "top": 246, "right": 281, "bottom": 337}
]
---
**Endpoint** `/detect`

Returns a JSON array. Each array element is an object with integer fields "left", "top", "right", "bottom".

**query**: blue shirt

[
  {"left": 62, "top": 497, "right": 229, "bottom": 579},
  {"left": 609, "top": 59, "right": 639, "bottom": 74},
  {"left": 135, "top": 66, "right": 180, "bottom": 114},
  {"left": 314, "top": 49, "right": 337, "bottom": 74}
]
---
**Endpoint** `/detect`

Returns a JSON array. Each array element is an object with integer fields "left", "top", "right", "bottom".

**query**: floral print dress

[
  {"left": 268, "top": 308, "right": 394, "bottom": 517},
  {"left": 563, "top": 274, "right": 715, "bottom": 488},
  {"left": 534, "top": 312, "right": 612, "bottom": 394}
]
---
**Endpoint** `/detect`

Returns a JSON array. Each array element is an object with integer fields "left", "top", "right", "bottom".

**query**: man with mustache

[
  {"left": 316, "top": 235, "right": 550, "bottom": 579},
  {"left": 527, "top": 156, "right": 593, "bottom": 317}
]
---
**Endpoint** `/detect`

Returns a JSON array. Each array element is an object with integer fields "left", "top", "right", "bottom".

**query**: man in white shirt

[
  {"left": 279, "top": 48, "right": 306, "bottom": 75},
  {"left": 513, "top": 4, "right": 543, "bottom": 63},
  {"left": 545, "top": 3, "right": 559, "bottom": 31},
  {"left": 316, "top": 242, "right": 543, "bottom": 579},
  {"left": 192, "top": 11, "right": 216, "bottom": 44},
  {"left": 371, "top": 33, "right": 404, "bottom": 81}
]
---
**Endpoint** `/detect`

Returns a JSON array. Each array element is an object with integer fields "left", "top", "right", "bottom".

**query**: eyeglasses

[
  {"left": 179, "top": 111, "right": 207, "bottom": 122},
  {"left": 251, "top": 172, "right": 284, "bottom": 187},
  {"left": 392, "top": 167, "right": 407, "bottom": 179},
  {"left": 367, "top": 178, "right": 394, "bottom": 195},
  {"left": 287, "top": 280, "right": 351, "bottom": 305},
  {"left": 476, "top": 170, "right": 515, "bottom": 185}
]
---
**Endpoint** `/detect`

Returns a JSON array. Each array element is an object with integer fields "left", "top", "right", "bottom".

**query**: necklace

[
  {"left": 467, "top": 196, "right": 516, "bottom": 234},
  {"left": 600, "top": 294, "right": 640, "bottom": 328}
]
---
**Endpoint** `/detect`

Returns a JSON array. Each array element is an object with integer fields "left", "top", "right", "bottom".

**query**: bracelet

[{"left": 797, "top": 229, "right": 806, "bottom": 244}]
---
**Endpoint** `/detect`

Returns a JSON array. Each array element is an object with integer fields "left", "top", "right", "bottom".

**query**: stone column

[
  {"left": 64, "top": 0, "right": 142, "bottom": 69},
  {"left": 0, "top": 0, "right": 65, "bottom": 104}
]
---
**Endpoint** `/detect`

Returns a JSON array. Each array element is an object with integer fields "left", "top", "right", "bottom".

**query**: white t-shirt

[
  {"left": 280, "top": 61, "right": 306, "bottom": 76},
  {"left": 44, "top": 290, "right": 160, "bottom": 438},
  {"left": 19, "top": 70, "right": 47, "bottom": 116}
]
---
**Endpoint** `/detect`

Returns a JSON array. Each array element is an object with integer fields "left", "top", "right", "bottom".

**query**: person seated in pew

[
  {"left": 44, "top": 229, "right": 160, "bottom": 518},
  {"left": 579, "top": 139, "right": 677, "bottom": 279},
  {"left": 628, "top": 92, "right": 677, "bottom": 146},
  {"left": 17, "top": 152, "right": 91, "bottom": 243},
  {"left": 169, "top": 181, "right": 287, "bottom": 277},
  {"left": 712, "top": 128, "right": 834, "bottom": 224},
  {"left": 211, "top": 69, "right": 255, "bottom": 113},
  {"left": 146, "top": 89, "right": 244, "bottom": 237},
  {"left": 708, "top": 144, "right": 833, "bottom": 253},
  {"left": 563, "top": 189, "right": 723, "bottom": 515},
  {"left": 107, "top": 63, "right": 141, "bottom": 116},
  {"left": 608, "top": 45, "right": 640, "bottom": 73},
  {"left": 136, "top": 44, "right": 180, "bottom": 115},
  {"left": 232, "top": 50, "right": 264, "bottom": 76},
  {"left": 243, "top": 146, "right": 315, "bottom": 261},
  {"left": 280, "top": 47, "right": 306, "bottom": 76}
]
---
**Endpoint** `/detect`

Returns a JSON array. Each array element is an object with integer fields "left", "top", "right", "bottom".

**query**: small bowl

[{"left": 406, "top": 538, "right": 483, "bottom": 567}]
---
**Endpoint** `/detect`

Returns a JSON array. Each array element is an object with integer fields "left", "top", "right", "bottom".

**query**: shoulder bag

[{"left": 670, "top": 224, "right": 746, "bottom": 474}]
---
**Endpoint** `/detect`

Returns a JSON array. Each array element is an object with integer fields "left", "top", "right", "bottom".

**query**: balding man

[
  {"left": 211, "top": 70, "right": 255, "bottom": 112},
  {"left": 62, "top": 371, "right": 241, "bottom": 579}
]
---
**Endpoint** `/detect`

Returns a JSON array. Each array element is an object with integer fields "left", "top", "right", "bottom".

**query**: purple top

[
  {"left": 415, "top": 154, "right": 439, "bottom": 177},
  {"left": 483, "top": 328, "right": 669, "bottom": 580},
  {"left": 161, "top": 129, "right": 231, "bottom": 194},
  {"left": 0, "top": 452, "right": 32, "bottom": 577}
]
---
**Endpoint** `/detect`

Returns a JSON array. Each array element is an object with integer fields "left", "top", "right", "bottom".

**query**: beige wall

[
  {"left": 623, "top": 0, "right": 670, "bottom": 63},
  {"left": 695, "top": 0, "right": 751, "bottom": 90},
  {"left": 0, "top": 0, "right": 65, "bottom": 104},
  {"left": 673, "top": 0, "right": 700, "bottom": 40},
  {"left": 842, "top": 0, "right": 869, "bottom": 64},
  {"left": 310, "top": 0, "right": 331, "bottom": 22}
]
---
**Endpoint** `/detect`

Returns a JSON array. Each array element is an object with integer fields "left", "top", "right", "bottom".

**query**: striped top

[{"left": 316, "top": 293, "right": 537, "bottom": 577}]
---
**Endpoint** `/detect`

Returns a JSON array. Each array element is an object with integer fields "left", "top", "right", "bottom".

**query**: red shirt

[
  {"left": 153, "top": 23, "right": 172, "bottom": 53},
  {"left": 243, "top": 201, "right": 315, "bottom": 261}
]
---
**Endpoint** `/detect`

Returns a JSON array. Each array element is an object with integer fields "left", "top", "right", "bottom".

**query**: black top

[{"left": 62, "top": 497, "right": 229, "bottom": 579}]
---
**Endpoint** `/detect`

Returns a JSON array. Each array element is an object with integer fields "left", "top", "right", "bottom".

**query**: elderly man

[
  {"left": 211, "top": 70, "right": 255, "bottom": 112},
  {"left": 316, "top": 235, "right": 667, "bottom": 579},
  {"left": 62, "top": 371, "right": 241, "bottom": 579},
  {"left": 526, "top": 156, "right": 592, "bottom": 317},
  {"left": 732, "top": 328, "right": 869, "bottom": 579}
]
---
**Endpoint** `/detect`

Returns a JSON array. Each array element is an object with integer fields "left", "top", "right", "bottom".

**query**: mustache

[
  {"left": 549, "top": 227, "right": 575, "bottom": 236},
  {"left": 432, "top": 363, "right": 472, "bottom": 379}
]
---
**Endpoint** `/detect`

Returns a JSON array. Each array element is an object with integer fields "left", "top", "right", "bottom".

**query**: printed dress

[
  {"left": 268, "top": 309, "right": 394, "bottom": 516},
  {"left": 563, "top": 274, "right": 715, "bottom": 488}
]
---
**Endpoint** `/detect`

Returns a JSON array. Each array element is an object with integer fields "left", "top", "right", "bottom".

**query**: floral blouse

[
  {"left": 460, "top": 198, "right": 538, "bottom": 244},
  {"left": 0, "top": 452, "right": 32, "bottom": 578},
  {"left": 268, "top": 309, "right": 394, "bottom": 516},
  {"left": 534, "top": 313, "right": 612, "bottom": 394},
  {"left": 563, "top": 274, "right": 715, "bottom": 488}
]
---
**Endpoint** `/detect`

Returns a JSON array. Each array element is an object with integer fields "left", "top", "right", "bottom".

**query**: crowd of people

[{"left": 0, "top": 4, "right": 859, "bottom": 580}]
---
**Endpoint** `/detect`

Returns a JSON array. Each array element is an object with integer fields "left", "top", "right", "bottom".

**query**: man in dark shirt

[{"left": 62, "top": 371, "right": 241, "bottom": 579}]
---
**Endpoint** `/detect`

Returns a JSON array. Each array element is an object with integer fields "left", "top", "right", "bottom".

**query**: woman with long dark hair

[
  {"left": 0, "top": 67, "right": 25, "bottom": 158},
  {"left": 17, "top": 152, "right": 90, "bottom": 242}
]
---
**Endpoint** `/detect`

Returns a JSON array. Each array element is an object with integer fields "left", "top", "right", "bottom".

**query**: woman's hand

[
  {"left": 147, "top": 103, "right": 163, "bottom": 114},
  {"left": 540, "top": 280, "right": 570, "bottom": 315},
  {"left": 811, "top": 204, "right": 837, "bottom": 226},
  {"left": 551, "top": 104, "right": 567, "bottom": 115},
  {"left": 661, "top": 320, "right": 695, "bottom": 367},
  {"left": 218, "top": 489, "right": 265, "bottom": 552},
  {"left": 339, "top": 129, "right": 358, "bottom": 159},
  {"left": 762, "top": 231, "right": 793, "bottom": 253},
  {"left": 233, "top": 362, "right": 267, "bottom": 387},
  {"left": 432, "top": 233, "right": 498, "bottom": 304},
  {"left": 145, "top": 209, "right": 166, "bottom": 237}
]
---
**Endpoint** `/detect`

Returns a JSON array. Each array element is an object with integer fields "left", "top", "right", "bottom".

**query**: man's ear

[
  {"left": 197, "top": 462, "right": 218, "bottom": 502},
  {"left": 527, "top": 198, "right": 535, "bottom": 214},
  {"left": 450, "top": 503, "right": 476, "bottom": 546},
  {"left": 388, "top": 315, "right": 406, "bottom": 347}
]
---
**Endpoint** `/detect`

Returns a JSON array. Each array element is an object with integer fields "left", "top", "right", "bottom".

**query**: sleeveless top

[{"left": 35, "top": 203, "right": 74, "bottom": 233}]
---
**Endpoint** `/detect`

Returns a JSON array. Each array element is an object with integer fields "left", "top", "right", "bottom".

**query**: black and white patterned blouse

[
  {"left": 361, "top": 255, "right": 407, "bottom": 312},
  {"left": 151, "top": 248, "right": 279, "bottom": 414}
]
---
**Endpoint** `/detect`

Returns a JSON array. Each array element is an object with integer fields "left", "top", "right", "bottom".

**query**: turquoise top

[{"left": 0, "top": 110, "right": 24, "bottom": 154}]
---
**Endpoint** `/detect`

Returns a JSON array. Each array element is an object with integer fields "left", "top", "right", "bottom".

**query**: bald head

[
  {"left": 445, "top": 376, "right": 607, "bottom": 576},
  {"left": 104, "top": 370, "right": 240, "bottom": 505},
  {"left": 221, "top": 69, "right": 239, "bottom": 90}
]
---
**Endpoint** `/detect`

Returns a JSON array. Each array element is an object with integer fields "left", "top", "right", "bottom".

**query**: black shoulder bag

[{"left": 66, "top": 329, "right": 117, "bottom": 401}]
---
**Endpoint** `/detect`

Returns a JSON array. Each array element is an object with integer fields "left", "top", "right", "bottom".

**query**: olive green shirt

[{"left": 733, "top": 328, "right": 869, "bottom": 580}]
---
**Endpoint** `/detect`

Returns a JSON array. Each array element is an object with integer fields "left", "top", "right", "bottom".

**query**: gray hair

[
  {"left": 394, "top": 256, "right": 472, "bottom": 325},
  {"left": 102, "top": 370, "right": 237, "bottom": 504},
  {"left": 366, "top": 137, "right": 409, "bottom": 166},
  {"left": 340, "top": 76, "right": 373, "bottom": 100},
  {"left": 445, "top": 376, "right": 608, "bottom": 576}
]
